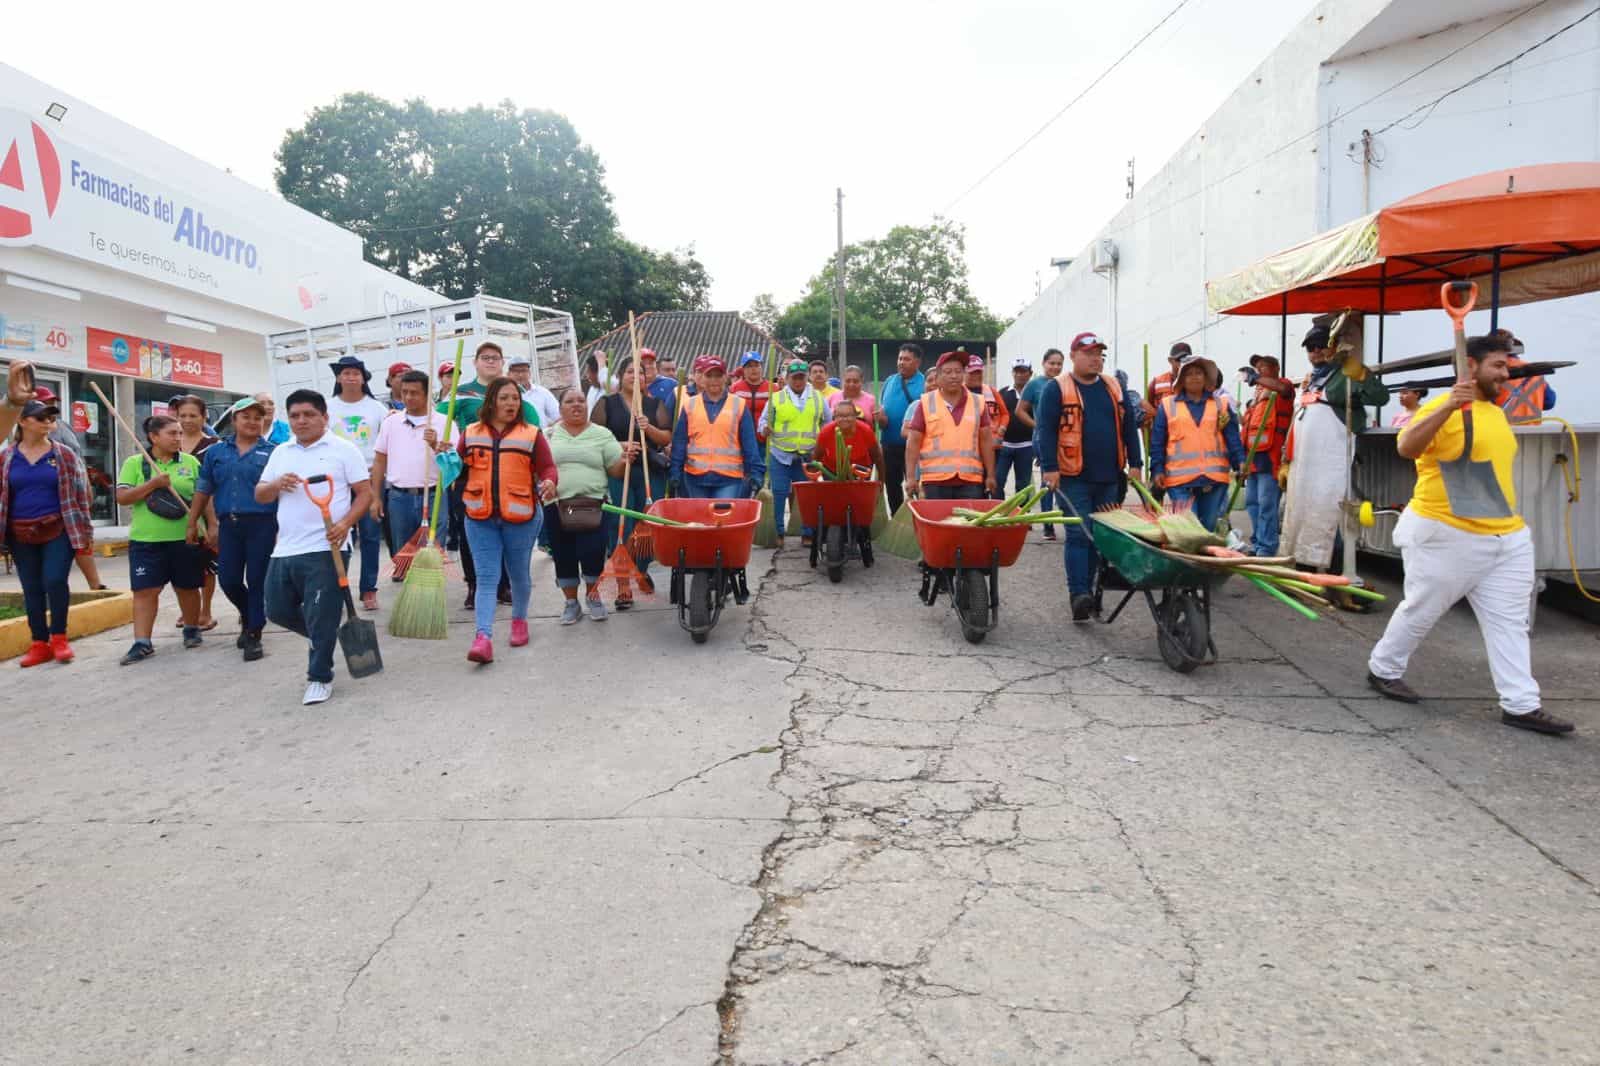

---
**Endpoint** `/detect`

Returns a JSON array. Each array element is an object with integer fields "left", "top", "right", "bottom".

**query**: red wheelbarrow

[
  {"left": 908, "top": 499, "right": 1029, "bottom": 644},
  {"left": 650, "top": 498, "right": 761, "bottom": 643},
  {"left": 790, "top": 478, "right": 881, "bottom": 583}
]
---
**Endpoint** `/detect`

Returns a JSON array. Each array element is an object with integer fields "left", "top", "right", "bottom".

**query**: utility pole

[{"left": 835, "top": 187, "right": 847, "bottom": 373}]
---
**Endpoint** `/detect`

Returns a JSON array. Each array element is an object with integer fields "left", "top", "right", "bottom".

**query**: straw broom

[
  {"left": 389, "top": 336, "right": 463, "bottom": 639},
  {"left": 752, "top": 341, "right": 779, "bottom": 547},
  {"left": 624, "top": 312, "right": 655, "bottom": 565}
]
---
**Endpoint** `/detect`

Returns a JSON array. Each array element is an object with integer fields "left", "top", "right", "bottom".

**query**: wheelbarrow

[
  {"left": 790, "top": 477, "right": 881, "bottom": 583},
  {"left": 1087, "top": 517, "right": 1234, "bottom": 673},
  {"left": 908, "top": 499, "right": 1030, "bottom": 644},
  {"left": 650, "top": 498, "right": 761, "bottom": 644}
]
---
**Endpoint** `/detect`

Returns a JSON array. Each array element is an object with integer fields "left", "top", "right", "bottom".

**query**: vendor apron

[{"left": 1279, "top": 397, "right": 1347, "bottom": 569}]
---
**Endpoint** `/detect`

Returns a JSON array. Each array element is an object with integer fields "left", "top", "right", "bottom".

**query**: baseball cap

[
  {"left": 20, "top": 398, "right": 58, "bottom": 420},
  {"left": 438, "top": 362, "right": 455, "bottom": 377},
  {"left": 1169, "top": 342, "right": 1192, "bottom": 359},
  {"left": 965, "top": 354, "right": 985, "bottom": 372},
  {"left": 738, "top": 352, "right": 764, "bottom": 368},
  {"left": 507, "top": 353, "right": 531, "bottom": 367},
  {"left": 935, "top": 350, "right": 969, "bottom": 370},
  {"left": 1246, "top": 354, "right": 1279, "bottom": 372},
  {"left": 1301, "top": 325, "right": 1330, "bottom": 350},
  {"left": 387, "top": 361, "right": 411, "bottom": 378},
  {"left": 1011, "top": 356, "right": 1032, "bottom": 370},
  {"left": 785, "top": 360, "right": 808, "bottom": 376},
  {"left": 32, "top": 384, "right": 58, "bottom": 403},
  {"left": 1070, "top": 332, "right": 1106, "bottom": 352},
  {"left": 693, "top": 354, "right": 726, "bottom": 374},
  {"left": 639, "top": 347, "right": 658, "bottom": 361},
  {"left": 228, "top": 395, "right": 267, "bottom": 416}
]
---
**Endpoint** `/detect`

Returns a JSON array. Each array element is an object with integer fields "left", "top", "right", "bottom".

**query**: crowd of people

[{"left": 0, "top": 324, "right": 1573, "bottom": 731}]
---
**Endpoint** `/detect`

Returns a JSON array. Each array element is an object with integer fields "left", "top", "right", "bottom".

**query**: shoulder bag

[
  {"left": 557, "top": 495, "right": 604, "bottom": 532},
  {"left": 141, "top": 457, "right": 192, "bottom": 520}
]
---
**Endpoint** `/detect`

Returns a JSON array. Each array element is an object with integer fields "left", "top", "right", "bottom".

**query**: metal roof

[{"left": 578, "top": 311, "right": 800, "bottom": 371}]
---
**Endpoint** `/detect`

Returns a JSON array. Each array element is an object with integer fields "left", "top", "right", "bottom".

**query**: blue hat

[
  {"left": 738, "top": 351, "right": 763, "bottom": 368},
  {"left": 827, "top": 377, "right": 841, "bottom": 388}
]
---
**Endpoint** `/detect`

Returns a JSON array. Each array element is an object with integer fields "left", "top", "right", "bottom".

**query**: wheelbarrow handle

[{"left": 1439, "top": 281, "right": 1478, "bottom": 326}]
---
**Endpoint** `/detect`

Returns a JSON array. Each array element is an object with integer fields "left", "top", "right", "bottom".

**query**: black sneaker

[
  {"left": 242, "top": 630, "right": 264, "bottom": 662},
  {"left": 1071, "top": 594, "right": 1096, "bottom": 622},
  {"left": 235, "top": 630, "right": 248, "bottom": 649},
  {"left": 1043, "top": 528, "right": 1057, "bottom": 541},
  {"left": 182, "top": 626, "right": 203, "bottom": 650},
  {"left": 120, "top": 642, "right": 155, "bottom": 666},
  {"left": 1502, "top": 709, "right": 1575, "bottom": 735},
  {"left": 1367, "top": 671, "right": 1421, "bottom": 704}
]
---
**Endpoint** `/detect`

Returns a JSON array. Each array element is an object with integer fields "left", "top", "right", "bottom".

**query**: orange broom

[{"left": 598, "top": 312, "right": 655, "bottom": 605}]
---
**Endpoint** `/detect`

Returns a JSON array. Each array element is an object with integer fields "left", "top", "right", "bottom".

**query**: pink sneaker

[
  {"left": 467, "top": 633, "right": 494, "bottom": 664},
  {"left": 509, "top": 618, "right": 529, "bottom": 647}
]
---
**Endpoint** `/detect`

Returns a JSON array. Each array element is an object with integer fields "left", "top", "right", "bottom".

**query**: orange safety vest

[
  {"left": 1055, "top": 373, "right": 1125, "bottom": 477},
  {"left": 1240, "top": 386, "right": 1290, "bottom": 475},
  {"left": 1161, "top": 394, "right": 1231, "bottom": 486},
  {"left": 972, "top": 384, "right": 1009, "bottom": 444},
  {"left": 684, "top": 393, "right": 747, "bottom": 479},
  {"left": 1496, "top": 362, "right": 1548, "bottom": 421},
  {"left": 461, "top": 421, "right": 543, "bottom": 523},
  {"left": 918, "top": 390, "right": 984, "bottom": 484}
]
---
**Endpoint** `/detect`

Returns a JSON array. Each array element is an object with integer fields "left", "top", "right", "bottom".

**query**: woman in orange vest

[
  {"left": 1149, "top": 354, "right": 1244, "bottom": 533},
  {"left": 903, "top": 349, "right": 997, "bottom": 501},
  {"left": 457, "top": 377, "right": 558, "bottom": 664}
]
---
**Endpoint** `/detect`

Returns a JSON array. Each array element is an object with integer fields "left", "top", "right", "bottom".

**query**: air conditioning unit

[{"left": 1089, "top": 239, "right": 1119, "bottom": 274}]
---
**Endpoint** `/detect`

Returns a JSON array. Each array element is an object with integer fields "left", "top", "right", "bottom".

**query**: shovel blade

[{"left": 339, "top": 617, "right": 384, "bottom": 678}]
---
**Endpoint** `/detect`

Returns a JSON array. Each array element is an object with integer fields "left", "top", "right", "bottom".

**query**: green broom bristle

[
  {"left": 753, "top": 485, "right": 778, "bottom": 548},
  {"left": 1156, "top": 504, "right": 1225, "bottom": 553},
  {"left": 1093, "top": 505, "right": 1164, "bottom": 543},
  {"left": 388, "top": 545, "right": 448, "bottom": 639},
  {"left": 876, "top": 500, "right": 922, "bottom": 560}
]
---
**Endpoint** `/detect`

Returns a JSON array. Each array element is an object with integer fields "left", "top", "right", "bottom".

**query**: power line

[{"left": 942, "top": 0, "right": 1194, "bottom": 213}]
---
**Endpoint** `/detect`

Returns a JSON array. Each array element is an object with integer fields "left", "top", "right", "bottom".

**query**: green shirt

[
  {"left": 1317, "top": 365, "right": 1390, "bottom": 433},
  {"left": 438, "top": 379, "right": 539, "bottom": 431},
  {"left": 117, "top": 452, "right": 200, "bottom": 542},
  {"left": 545, "top": 422, "right": 621, "bottom": 500}
]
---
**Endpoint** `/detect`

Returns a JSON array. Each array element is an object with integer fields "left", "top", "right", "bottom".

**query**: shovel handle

[
  {"left": 304, "top": 474, "right": 352, "bottom": 590},
  {"left": 1440, "top": 281, "right": 1477, "bottom": 326}
]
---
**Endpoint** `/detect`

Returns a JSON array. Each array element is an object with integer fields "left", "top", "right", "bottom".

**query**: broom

[
  {"left": 753, "top": 341, "right": 779, "bottom": 547},
  {"left": 389, "top": 336, "right": 464, "bottom": 638},
  {"left": 600, "top": 315, "right": 651, "bottom": 604},
  {"left": 391, "top": 317, "right": 438, "bottom": 580},
  {"left": 623, "top": 312, "right": 657, "bottom": 591}
]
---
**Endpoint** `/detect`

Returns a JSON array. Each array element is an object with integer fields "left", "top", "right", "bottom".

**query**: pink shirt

[
  {"left": 825, "top": 390, "right": 876, "bottom": 422},
  {"left": 374, "top": 410, "right": 450, "bottom": 488}
]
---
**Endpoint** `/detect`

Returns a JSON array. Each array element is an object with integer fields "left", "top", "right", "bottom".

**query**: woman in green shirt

[
  {"left": 115, "top": 415, "right": 207, "bottom": 665},
  {"left": 544, "top": 388, "right": 627, "bottom": 624}
]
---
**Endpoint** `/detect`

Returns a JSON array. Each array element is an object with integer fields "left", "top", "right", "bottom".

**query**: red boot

[
  {"left": 49, "top": 634, "right": 74, "bottom": 664},
  {"left": 19, "top": 641, "right": 54, "bottom": 668}
]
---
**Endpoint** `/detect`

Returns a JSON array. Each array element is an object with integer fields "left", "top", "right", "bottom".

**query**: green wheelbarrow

[{"left": 1086, "top": 518, "right": 1235, "bottom": 674}]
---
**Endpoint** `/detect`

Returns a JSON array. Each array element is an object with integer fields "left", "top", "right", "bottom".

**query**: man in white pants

[{"left": 1366, "top": 334, "right": 1573, "bottom": 735}]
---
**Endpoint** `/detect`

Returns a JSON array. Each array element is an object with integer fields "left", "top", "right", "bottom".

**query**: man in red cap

[
  {"left": 385, "top": 362, "right": 411, "bottom": 411},
  {"left": 903, "top": 349, "right": 996, "bottom": 501},
  {"left": 670, "top": 355, "right": 765, "bottom": 499}
]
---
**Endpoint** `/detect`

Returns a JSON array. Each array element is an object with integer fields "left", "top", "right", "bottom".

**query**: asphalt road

[{"left": 2, "top": 538, "right": 1597, "bottom": 1065}]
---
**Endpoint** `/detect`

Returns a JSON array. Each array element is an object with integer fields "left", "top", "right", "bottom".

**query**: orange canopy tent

[{"left": 1207, "top": 163, "right": 1600, "bottom": 318}]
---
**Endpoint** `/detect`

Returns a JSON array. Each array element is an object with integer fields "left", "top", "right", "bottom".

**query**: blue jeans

[
  {"left": 1243, "top": 471, "right": 1281, "bottom": 556},
  {"left": 607, "top": 468, "right": 666, "bottom": 573},
  {"left": 384, "top": 486, "right": 448, "bottom": 555},
  {"left": 1165, "top": 478, "right": 1228, "bottom": 532},
  {"left": 1061, "top": 479, "right": 1122, "bottom": 598},
  {"left": 768, "top": 454, "right": 813, "bottom": 538},
  {"left": 9, "top": 531, "right": 73, "bottom": 640},
  {"left": 217, "top": 513, "right": 276, "bottom": 632},
  {"left": 995, "top": 447, "right": 1034, "bottom": 498},
  {"left": 682, "top": 473, "right": 743, "bottom": 499},
  {"left": 264, "top": 551, "right": 344, "bottom": 683},
  {"left": 353, "top": 509, "right": 382, "bottom": 594},
  {"left": 464, "top": 516, "right": 536, "bottom": 637}
]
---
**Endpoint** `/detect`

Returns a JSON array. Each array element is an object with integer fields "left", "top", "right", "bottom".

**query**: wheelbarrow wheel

[
  {"left": 825, "top": 525, "right": 845, "bottom": 583},
  {"left": 1156, "top": 590, "right": 1207, "bottom": 673},
  {"left": 689, "top": 570, "right": 713, "bottom": 643},
  {"left": 956, "top": 569, "right": 990, "bottom": 644}
]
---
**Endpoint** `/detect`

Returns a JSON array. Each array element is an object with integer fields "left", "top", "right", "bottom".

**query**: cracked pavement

[{"left": 2, "top": 540, "right": 1598, "bottom": 1064}]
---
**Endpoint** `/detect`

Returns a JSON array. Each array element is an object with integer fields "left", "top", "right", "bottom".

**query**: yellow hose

[{"left": 1514, "top": 416, "right": 1599, "bottom": 604}]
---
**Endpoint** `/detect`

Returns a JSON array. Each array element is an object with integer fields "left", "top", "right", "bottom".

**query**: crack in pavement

[
  {"left": 596, "top": 999, "right": 715, "bottom": 1064},
  {"left": 335, "top": 878, "right": 434, "bottom": 1038}
]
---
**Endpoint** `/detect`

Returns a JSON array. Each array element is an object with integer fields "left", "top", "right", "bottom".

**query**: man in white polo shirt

[
  {"left": 370, "top": 369, "right": 449, "bottom": 573},
  {"left": 256, "top": 389, "right": 374, "bottom": 706}
]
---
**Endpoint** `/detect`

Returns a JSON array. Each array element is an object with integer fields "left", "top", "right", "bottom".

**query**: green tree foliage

[
  {"left": 774, "top": 218, "right": 1008, "bottom": 350},
  {"left": 275, "top": 94, "right": 709, "bottom": 338}
]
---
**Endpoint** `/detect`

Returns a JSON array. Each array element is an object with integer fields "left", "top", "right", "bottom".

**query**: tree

[
  {"left": 745, "top": 293, "right": 780, "bottom": 335},
  {"left": 275, "top": 94, "right": 710, "bottom": 338},
  {"left": 773, "top": 218, "right": 1009, "bottom": 351}
]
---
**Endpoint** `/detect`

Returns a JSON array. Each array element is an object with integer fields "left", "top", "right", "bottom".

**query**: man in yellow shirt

[{"left": 1366, "top": 335, "right": 1572, "bottom": 735}]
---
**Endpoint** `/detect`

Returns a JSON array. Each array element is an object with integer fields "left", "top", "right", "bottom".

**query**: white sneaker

[{"left": 302, "top": 680, "right": 333, "bottom": 705}]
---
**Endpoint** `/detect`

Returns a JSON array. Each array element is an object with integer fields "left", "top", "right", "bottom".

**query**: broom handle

[
  {"left": 420, "top": 314, "right": 437, "bottom": 534},
  {"left": 620, "top": 312, "right": 639, "bottom": 508},
  {"left": 1224, "top": 391, "right": 1275, "bottom": 516},
  {"left": 89, "top": 381, "right": 162, "bottom": 470},
  {"left": 427, "top": 338, "right": 465, "bottom": 544}
]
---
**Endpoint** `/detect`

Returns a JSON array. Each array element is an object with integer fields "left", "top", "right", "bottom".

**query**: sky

[{"left": 7, "top": 0, "right": 1320, "bottom": 326}]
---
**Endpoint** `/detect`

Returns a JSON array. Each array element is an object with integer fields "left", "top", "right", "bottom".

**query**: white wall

[
  {"left": 1321, "top": 0, "right": 1600, "bottom": 419},
  {"left": 1000, "top": 0, "right": 1600, "bottom": 423}
]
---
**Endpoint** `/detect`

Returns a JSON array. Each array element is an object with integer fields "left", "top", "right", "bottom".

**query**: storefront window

[
  {"left": 66, "top": 371, "right": 118, "bottom": 523},
  {"left": 133, "top": 381, "right": 239, "bottom": 435}
]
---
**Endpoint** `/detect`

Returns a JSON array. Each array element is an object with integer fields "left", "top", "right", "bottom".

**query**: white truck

[{"left": 264, "top": 295, "right": 579, "bottom": 405}]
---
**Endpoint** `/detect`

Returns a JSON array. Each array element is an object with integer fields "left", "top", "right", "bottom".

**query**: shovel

[
  {"left": 304, "top": 474, "right": 384, "bottom": 678},
  {"left": 1435, "top": 282, "right": 1513, "bottom": 520}
]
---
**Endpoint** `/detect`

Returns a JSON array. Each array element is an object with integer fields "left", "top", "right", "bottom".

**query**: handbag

[
  {"left": 8, "top": 512, "right": 64, "bottom": 545},
  {"left": 557, "top": 495, "right": 604, "bottom": 532},
  {"left": 141, "top": 457, "right": 191, "bottom": 520}
]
